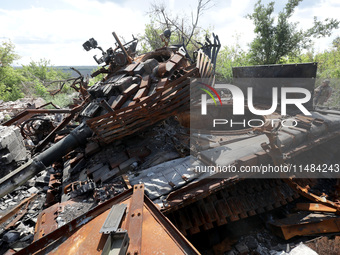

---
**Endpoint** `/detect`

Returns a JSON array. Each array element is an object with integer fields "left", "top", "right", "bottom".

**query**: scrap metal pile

[{"left": 0, "top": 30, "right": 340, "bottom": 255}]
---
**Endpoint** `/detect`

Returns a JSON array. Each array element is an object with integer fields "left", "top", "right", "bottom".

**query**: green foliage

[
  {"left": 20, "top": 59, "right": 69, "bottom": 82},
  {"left": 315, "top": 52, "right": 340, "bottom": 79},
  {"left": 17, "top": 59, "right": 72, "bottom": 98},
  {"left": 216, "top": 39, "right": 251, "bottom": 82},
  {"left": 278, "top": 36, "right": 340, "bottom": 108},
  {"left": 313, "top": 39, "right": 340, "bottom": 108},
  {"left": 139, "top": 19, "right": 164, "bottom": 53},
  {"left": 0, "top": 42, "right": 72, "bottom": 102},
  {"left": 88, "top": 67, "right": 105, "bottom": 87},
  {"left": 34, "top": 81, "right": 48, "bottom": 97},
  {"left": 247, "top": 0, "right": 339, "bottom": 64},
  {"left": 332, "top": 36, "right": 340, "bottom": 49},
  {"left": 139, "top": 1, "right": 213, "bottom": 59},
  {"left": 140, "top": 20, "right": 211, "bottom": 61},
  {"left": 0, "top": 41, "right": 24, "bottom": 101},
  {"left": 0, "top": 83, "right": 24, "bottom": 102},
  {"left": 281, "top": 37, "right": 340, "bottom": 80},
  {"left": 0, "top": 40, "right": 20, "bottom": 67},
  {"left": 44, "top": 93, "right": 75, "bottom": 108}
]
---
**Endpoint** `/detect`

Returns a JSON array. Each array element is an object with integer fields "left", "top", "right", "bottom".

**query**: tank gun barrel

[{"left": 0, "top": 123, "right": 92, "bottom": 198}]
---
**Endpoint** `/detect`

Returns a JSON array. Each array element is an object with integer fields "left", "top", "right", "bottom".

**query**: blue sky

[{"left": 1, "top": 0, "right": 339, "bottom": 66}]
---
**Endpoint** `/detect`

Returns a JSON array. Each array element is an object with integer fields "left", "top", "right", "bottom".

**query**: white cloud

[
  {"left": 291, "top": 0, "right": 340, "bottom": 51},
  {"left": 1, "top": 0, "right": 339, "bottom": 66},
  {"left": 200, "top": 0, "right": 254, "bottom": 49},
  {"left": 1, "top": 0, "right": 148, "bottom": 65}
]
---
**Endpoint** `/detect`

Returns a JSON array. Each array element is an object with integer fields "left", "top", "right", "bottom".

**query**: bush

[
  {"left": 216, "top": 42, "right": 251, "bottom": 83},
  {"left": 0, "top": 83, "right": 24, "bottom": 101},
  {"left": 43, "top": 93, "right": 75, "bottom": 108},
  {"left": 88, "top": 67, "right": 105, "bottom": 86}
]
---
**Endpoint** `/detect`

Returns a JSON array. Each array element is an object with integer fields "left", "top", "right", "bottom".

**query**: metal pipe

[
  {"left": 0, "top": 123, "right": 93, "bottom": 198},
  {"left": 112, "top": 32, "right": 133, "bottom": 64},
  {"left": 35, "top": 123, "right": 92, "bottom": 166},
  {"left": 0, "top": 160, "right": 45, "bottom": 198}
]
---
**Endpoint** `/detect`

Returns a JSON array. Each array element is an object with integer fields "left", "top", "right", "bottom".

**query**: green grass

[
  {"left": 316, "top": 78, "right": 340, "bottom": 108},
  {"left": 43, "top": 93, "right": 76, "bottom": 109}
]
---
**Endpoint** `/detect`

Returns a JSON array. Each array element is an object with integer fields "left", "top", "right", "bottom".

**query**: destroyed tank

[
  {"left": 0, "top": 31, "right": 221, "bottom": 197},
  {"left": 1, "top": 30, "right": 340, "bottom": 254}
]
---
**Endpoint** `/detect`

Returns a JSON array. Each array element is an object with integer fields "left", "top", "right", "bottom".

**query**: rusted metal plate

[
  {"left": 21, "top": 190, "right": 134, "bottom": 255},
  {"left": 33, "top": 201, "right": 77, "bottom": 242},
  {"left": 156, "top": 78, "right": 168, "bottom": 91},
  {"left": 126, "top": 185, "right": 144, "bottom": 255},
  {"left": 111, "top": 94, "right": 128, "bottom": 110},
  {"left": 166, "top": 61, "right": 177, "bottom": 72},
  {"left": 121, "top": 62, "right": 139, "bottom": 73},
  {"left": 268, "top": 212, "right": 340, "bottom": 240},
  {"left": 296, "top": 203, "right": 337, "bottom": 213},
  {"left": 284, "top": 178, "right": 340, "bottom": 215},
  {"left": 46, "top": 206, "right": 110, "bottom": 255},
  {"left": 123, "top": 83, "right": 139, "bottom": 97},
  {"left": 20, "top": 186, "right": 199, "bottom": 255},
  {"left": 170, "top": 53, "right": 184, "bottom": 64},
  {"left": 142, "top": 195, "right": 200, "bottom": 255}
]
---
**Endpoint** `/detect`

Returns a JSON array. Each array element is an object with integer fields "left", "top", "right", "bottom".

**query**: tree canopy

[
  {"left": 247, "top": 0, "right": 339, "bottom": 64},
  {"left": 0, "top": 41, "right": 71, "bottom": 102},
  {"left": 0, "top": 41, "right": 20, "bottom": 67},
  {"left": 140, "top": 0, "right": 213, "bottom": 57},
  {"left": 0, "top": 41, "right": 24, "bottom": 101}
]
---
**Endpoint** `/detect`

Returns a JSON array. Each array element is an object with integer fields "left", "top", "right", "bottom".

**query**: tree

[
  {"left": 314, "top": 37, "right": 340, "bottom": 79},
  {"left": 216, "top": 37, "right": 251, "bottom": 82},
  {"left": 19, "top": 59, "right": 71, "bottom": 97},
  {"left": 20, "top": 59, "right": 70, "bottom": 84},
  {"left": 332, "top": 36, "right": 340, "bottom": 50},
  {"left": 0, "top": 41, "right": 24, "bottom": 101},
  {"left": 247, "top": 0, "right": 339, "bottom": 64},
  {"left": 140, "top": 20, "right": 165, "bottom": 52},
  {"left": 140, "top": 0, "right": 213, "bottom": 56},
  {"left": 0, "top": 40, "right": 19, "bottom": 67},
  {"left": 0, "top": 40, "right": 72, "bottom": 101}
]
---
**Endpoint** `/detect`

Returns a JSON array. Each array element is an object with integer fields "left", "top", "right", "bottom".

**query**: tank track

[{"left": 165, "top": 178, "right": 314, "bottom": 236}]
